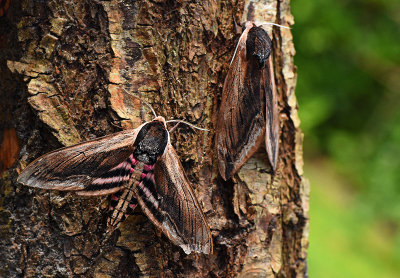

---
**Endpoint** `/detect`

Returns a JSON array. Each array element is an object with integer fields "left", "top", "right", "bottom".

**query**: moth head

[
  {"left": 154, "top": 116, "right": 171, "bottom": 157},
  {"left": 153, "top": 116, "right": 167, "bottom": 128}
]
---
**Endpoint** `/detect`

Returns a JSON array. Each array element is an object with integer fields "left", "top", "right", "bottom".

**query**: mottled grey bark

[{"left": 0, "top": 0, "right": 308, "bottom": 277}]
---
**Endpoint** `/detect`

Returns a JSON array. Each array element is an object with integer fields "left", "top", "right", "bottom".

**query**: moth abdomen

[
  {"left": 108, "top": 193, "right": 137, "bottom": 221},
  {"left": 106, "top": 163, "right": 145, "bottom": 233}
]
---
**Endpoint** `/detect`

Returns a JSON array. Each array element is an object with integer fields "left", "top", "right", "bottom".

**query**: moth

[
  {"left": 0, "top": 0, "right": 10, "bottom": 17},
  {"left": 215, "top": 21, "right": 280, "bottom": 180},
  {"left": 18, "top": 115, "right": 213, "bottom": 254}
]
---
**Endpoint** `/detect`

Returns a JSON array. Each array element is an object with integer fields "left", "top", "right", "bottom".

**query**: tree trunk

[{"left": 0, "top": 0, "right": 308, "bottom": 277}]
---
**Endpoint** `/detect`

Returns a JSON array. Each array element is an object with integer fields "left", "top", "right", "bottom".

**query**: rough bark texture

[{"left": 0, "top": 0, "right": 308, "bottom": 277}]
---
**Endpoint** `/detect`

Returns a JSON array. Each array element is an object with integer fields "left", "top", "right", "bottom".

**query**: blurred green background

[{"left": 291, "top": 0, "right": 400, "bottom": 277}]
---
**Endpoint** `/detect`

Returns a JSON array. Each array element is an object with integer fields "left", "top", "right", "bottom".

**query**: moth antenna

[
  {"left": 121, "top": 88, "right": 157, "bottom": 118},
  {"left": 233, "top": 17, "right": 241, "bottom": 35},
  {"left": 229, "top": 21, "right": 290, "bottom": 66},
  {"left": 166, "top": 120, "right": 209, "bottom": 132},
  {"left": 230, "top": 29, "right": 248, "bottom": 65},
  {"left": 258, "top": 22, "right": 290, "bottom": 29},
  {"left": 168, "top": 122, "right": 181, "bottom": 133}
]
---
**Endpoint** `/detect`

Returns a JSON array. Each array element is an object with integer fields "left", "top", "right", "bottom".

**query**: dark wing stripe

[
  {"left": 135, "top": 170, "right": 163, "bottom": 222},
  {"left": 136, "top": 185, "right": 162, "bottom": 222},
  {"left": 83, "top": 155, "right": 136, "bottom": 192},
  {"left": 94, "top": 166, "right": 131, "bottom": 180},
  {"left": 136, "top": 189, "right": 162, "bottom": 221},
  {"left": 141, "top": 173, "right": 158, "bottom": 202}
]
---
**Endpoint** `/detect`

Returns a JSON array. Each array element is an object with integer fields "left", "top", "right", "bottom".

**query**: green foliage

[
  {"left": 307, "top": 160, "right": 400, "bottom": 277},
  {"left": 291, "top": 0, "right": 400, "bottom": 275},
  {"left": 292, "top": 0, "right": 400, "bottom": 224}
]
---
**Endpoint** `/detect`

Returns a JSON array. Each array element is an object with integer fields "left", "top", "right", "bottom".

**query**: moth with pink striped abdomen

[
  {"left": 215, "top": 21, "right": 280, "bottom": 180},
  {"left": 18, "top": 115, "right": 212, "bottom": 254}
]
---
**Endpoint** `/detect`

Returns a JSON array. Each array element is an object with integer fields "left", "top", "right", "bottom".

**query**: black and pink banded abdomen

[{"left": 107, "top": 158, "right": 161, "bottom": 233}]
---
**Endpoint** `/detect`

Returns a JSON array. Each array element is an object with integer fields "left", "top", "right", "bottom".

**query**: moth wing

[
  {"left": 17, "top": 125, "right": 143, "bottom": 193},
  {"left": 264, "top": 58, "right": 279, "bottom": 171},
  {"left": 135, "top": 144, "right": 212, "bottom": 254},
  {"left": 215, "top": 30, "right": 266, "bottom": 180},
  {"left": 76, "top": 153, "right": 136, "bottom": 196}
]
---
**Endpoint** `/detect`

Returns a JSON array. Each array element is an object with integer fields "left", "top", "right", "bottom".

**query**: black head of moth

[
  {"left": 17, "top": 116, "right": 213, "bottom": 255},
  {"left": 216, "top": 22, "right": 279, "bottom": 180}
]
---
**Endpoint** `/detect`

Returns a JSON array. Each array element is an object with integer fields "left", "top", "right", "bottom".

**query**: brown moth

[
  {"left": 18, "top": 116, "right": 213, "bottom": 254},
  {"left": 216, "top": 21, "right": 279, "bottom": 180}
]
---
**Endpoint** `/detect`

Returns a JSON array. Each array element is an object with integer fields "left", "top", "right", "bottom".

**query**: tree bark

[{"left": 0, "top": 0, "right": 308, "bottom": 277}]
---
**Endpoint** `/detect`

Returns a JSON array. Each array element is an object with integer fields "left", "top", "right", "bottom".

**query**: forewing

[
  {"left": 76, "top": 154, "right": 137, "bottom": 196},
  {"left": 215, "top": 27, "right": 266, "bottom": 180},
  {"left": 136, "top": 144, "right": 212, "bottom": 254},
  {"left": 264, "top": 58, "right": 279, "bottom": 171},
  {"left": 18, "top": 126, "right": 143, "bottom": 192}
]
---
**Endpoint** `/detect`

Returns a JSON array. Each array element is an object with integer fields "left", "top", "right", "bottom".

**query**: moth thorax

[
  {"left": 133, "top": 121, "right": 168, "bottom": 165},
  {"left": 246, "top": 26, "right": 272, "bottom": 68}
]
